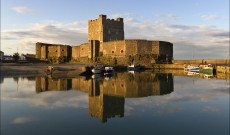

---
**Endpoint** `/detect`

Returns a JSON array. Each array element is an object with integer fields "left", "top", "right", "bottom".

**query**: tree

[{"left": 13, "top": 52, "right": 19, "bottom": 61}]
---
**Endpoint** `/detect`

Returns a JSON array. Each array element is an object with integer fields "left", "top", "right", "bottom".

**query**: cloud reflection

[{"left": 12, "top": 116, "right": 38, "bottom": 124}]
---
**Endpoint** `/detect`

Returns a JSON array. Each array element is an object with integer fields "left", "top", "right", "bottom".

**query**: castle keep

[{"left": 36, "top": 15, "right": 173, "bottom": 64}]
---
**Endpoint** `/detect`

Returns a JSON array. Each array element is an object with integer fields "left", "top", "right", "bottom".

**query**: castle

[{"left": 36, "top": 15, "right": 173, "bottom": 64}]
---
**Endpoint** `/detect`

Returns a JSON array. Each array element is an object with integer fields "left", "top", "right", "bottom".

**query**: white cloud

[
  {"left": 123, "top": 19, "right": 229, "bottom": 59},
  {"left": 2, "top": 22, "right": 87, "bottom": 54},
  {"left": 203, "top": 106, "right": 220, "bottom": 112},
  {"left": 12, "top": 116, "right": 38, "bottom": 124},
  {"left": 12, "top": 6, "right": 35, "bottom": 14},
  {"left": 155, "top": 13, "right": 183, "bottom": 20},
  {"left": 201, "top": 14, "right": 220, "bottom": 20},
  {"left": 1, "top": 13, "right": 229, "bottom": 59}
]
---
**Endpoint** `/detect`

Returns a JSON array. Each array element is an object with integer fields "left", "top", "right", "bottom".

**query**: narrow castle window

[
  {"left": 62, "top": 49, "right": 64, "bottom": 52},
  {"left": 112, "top": 51, "right": 114, "bottom": 53},
  {"left": 121, "top": 50, "right": 124, "bottom": 53}
]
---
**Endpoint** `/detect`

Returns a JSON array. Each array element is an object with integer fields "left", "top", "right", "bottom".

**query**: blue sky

[{"left": 1, "top": 0, "right": 229, "bottom": 59}]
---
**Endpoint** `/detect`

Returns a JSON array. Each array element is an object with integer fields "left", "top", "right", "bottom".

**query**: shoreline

[
  {"left": 0, "top": 63, "right": 86, "bottom": 77},
  {"left": 1, "top": 63, "right": 229, "bottom": 79}
]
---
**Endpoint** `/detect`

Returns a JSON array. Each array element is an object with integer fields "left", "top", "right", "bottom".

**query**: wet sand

[{"left": 0, "top": 63, "right": 86, "bottom": 76}]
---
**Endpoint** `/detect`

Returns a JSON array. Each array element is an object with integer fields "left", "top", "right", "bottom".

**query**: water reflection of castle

[{"left": 36, "top": 72, "right": 174, "bottom": 122}]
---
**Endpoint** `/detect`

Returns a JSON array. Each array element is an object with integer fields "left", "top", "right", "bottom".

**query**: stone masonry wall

[
  {"left": 88, "top": 17, "right": 102, "bottom": 42},
  {"left": 72, "top": 46, "right": 80, "bottom": 59},
  {"left": 35, "top": 43, "right": 42, "bottom": 58},
  {"left": 79, "top": 43, "right": 89, "bottom": 58},
  {"left": 159, "top": 41, "right": 173, "bottom": 59},
  {"left": 101, "top": 40, "right": 126, "bottom": 57},
  {"left": 137, "top": 40, "right": 152, "bottom": 55},
  {"left": 152, "top": 41, "right": 160, "bottom": 55},
  {"left": 125, "top": 40, "right": 138, "bottom": 56},
  {"left": 35, "top": 42, "right": 71, "bottom": 61},
  {"left": 88, "top": 15, "right": 124, "bottom": 43},
  {"left": 47, "top": 45, "right": 59, "bottom": 58}
]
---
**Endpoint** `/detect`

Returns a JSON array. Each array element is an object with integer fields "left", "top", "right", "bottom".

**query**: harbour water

[{"left": 1, "top": 72, "right": 229, "bottom": 135}]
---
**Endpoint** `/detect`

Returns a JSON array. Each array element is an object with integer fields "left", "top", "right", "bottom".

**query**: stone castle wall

[
  {"left": 78, "top": 43, "right": 89, "bottom": 58},
  {"left": 36, "top": 42, "right": 72, "bottom": 61},
  {"left": 36, "top": 15, "right": 173, "bottom": 63},
  {"left": 101, "top": 40, "right": 126, "bottom": 57},
  {"left": 72, "top": 46, "right": 80, "bottom": 59},
  {"left": 100, "top": 40, "right": 173, "bottom": 58}
]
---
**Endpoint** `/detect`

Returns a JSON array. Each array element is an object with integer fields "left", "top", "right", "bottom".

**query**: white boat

[
  {"left": 91, "top": 65, "right": 104, "bottom": 74},
  {"left": 200, "top": 64, "right": 214, "bottom": 75},
  {"left": 204, "top": 74, "right": 213, "bottom": 79},
  {"left": 203, "top": 64, "right": 213, "bottom": 69},
  {"left": 187, "top": 71, "right": 199, "bottom": 76},
  {"left": 203, "top": 65, "right": 213, "bottom": 70},
  {"left": 184, "top": 65, "right": 200, "bottom": 72},
  {"left": 91, "top": 68, "right": 102, "bottom": 74},
  {"left": 104, "top": 66, "right": 114, "bottom": 75},
  {"left": 91, "top": 74, "right": 102, "bottom": 79},
  {"left": 127, "top": 64, "right": 142, "bottom": 71}
]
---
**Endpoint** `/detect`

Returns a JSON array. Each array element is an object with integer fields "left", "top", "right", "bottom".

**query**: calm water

[{"left": 1, "top": 72, "right": 229, "bottom": 135}]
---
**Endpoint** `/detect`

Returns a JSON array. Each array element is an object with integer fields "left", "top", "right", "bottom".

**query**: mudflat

[{"left": 0, "top": 63, "right": 86, "bottom": 76}]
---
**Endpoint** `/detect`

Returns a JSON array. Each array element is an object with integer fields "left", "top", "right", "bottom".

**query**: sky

[{"left": 1, "top": 0, "right": 229, "bottom": 59}]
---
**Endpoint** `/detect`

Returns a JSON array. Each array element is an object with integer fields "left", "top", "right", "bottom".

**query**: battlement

[{"left": 89, "top": 15, "right": 123, "bottom": 23}]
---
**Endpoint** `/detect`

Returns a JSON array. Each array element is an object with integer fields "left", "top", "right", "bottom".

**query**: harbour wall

[
  {"left": 217, "top": 66, "right": 230, "bottom": 74},
  {"left": 173, "top": 59, "right": 230, "bottom": 65}
]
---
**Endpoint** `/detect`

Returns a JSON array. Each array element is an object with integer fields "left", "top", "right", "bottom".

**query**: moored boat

[
  {"left": 91, "top": 65, "right": 104, "bottom": 74},
  {"left": 127, "top": 64, "right": 142, "bottom": 71},
  {"left": 184, "top": 65, "right": 200, "bottom": 72},
  {"left": 187, "top": 71, "right": 199, "bottom": 76},
  {"left": 200, "top": 64, "right": 214, "bottom": 75},
  {"left": 204, "top": 74, "right": 213, "bottom": 79},
  {"left": 203, "top": 64, "right": 213, "bottom": 69},
  {"left": 104, "top": 66, "right": 114, "bottom": 75},
  {"left": 91, "top": 68, "right": 103, "bottom": 74}
]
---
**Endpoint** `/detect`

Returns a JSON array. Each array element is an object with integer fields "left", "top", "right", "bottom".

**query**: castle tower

[{"left": 88, "top": 14, "right": 124, "bottom": 43}]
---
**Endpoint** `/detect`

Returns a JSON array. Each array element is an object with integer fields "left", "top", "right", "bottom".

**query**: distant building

[
  {"left": 4, "top": 55, "right": 14, "bottom": 61},
  {"left": 0, "top": 51, "right": 4, "bottom": 63},
  {"left": 23, "top": 54, "right": 36, "bottom": 61},
  {"left": 19, "top": 55, "right": 26, "bottom": 60},
  {"left": 36, "top": 15, "right": 173, "bottom": 63}
]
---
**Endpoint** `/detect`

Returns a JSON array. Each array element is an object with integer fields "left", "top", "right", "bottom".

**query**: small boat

[
  {"left": 91, "top": 74, "right": 102, "bottom": 79},
  {"left": 127, "top": 64, "right": 142, "bottom": 71},
  {"left": 91, "top": 67, "right": 103, "bottom": 74},
  {"left": 204, "top": 74, "right": 213, "bottom": 79},
  {"left": 187, "top": 71, "right": 199, "bottom": 76},
  {"left": 104, "top": 66, "right": 114, "bottom": 75},
  {"left": 200, "top": 64, "right": 213, "bottom": 75},
  {"left": 203, "top": 64, "right": 213, "bottom": 69},
  {"left": 91, "top": 65, "right": 104, "bottom": 74},
  {"left": 184, "top": 65, "right": 200, "bottom": 72}
]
